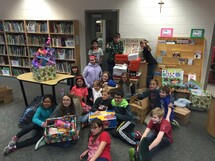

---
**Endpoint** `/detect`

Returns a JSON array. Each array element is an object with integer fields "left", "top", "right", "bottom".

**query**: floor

[{"left": 0, "top": 76, "right": 215, "bottom": 161}]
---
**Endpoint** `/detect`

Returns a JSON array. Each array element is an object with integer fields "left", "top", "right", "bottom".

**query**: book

[
  {"left": 178, "top": 58, "right": 188, "bottom": 65},
  {"left": 156, "top": 56, "right": 163, "bottom": 63},
  {"left": 188, "top": 59, "right": 194, "bottom": 65},
  {"left": 160, "top": 50, "right": 167, "bottom": 56},
  {"left": 188, "top": 73, "right": 196, "bottom": 81},
  {"left": 172, "top": 52, "right": 180, "bottom": 57},
  {"left": 194, "top": 51, "right": 202, "bottom": 59}
]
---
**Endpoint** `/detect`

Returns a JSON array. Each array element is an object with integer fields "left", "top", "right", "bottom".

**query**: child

[
  {"left": 139, "top": 40, "right": 157, "bottom": 87},
  {"left": 88, "top": 39, "right": 104, "bottom": 66},
  {"left": 91, "top": 87, "right": 113, "bottom": 112},
  {"left": 131, "top": 107, "right": 173, "bottom": 161},
  {"left": 70, "top": 75, "right": 88, "bottom": 108},
  {"left": 91, "top": 80, "right": 102, "bottom": 104},
  {"left": 80, "top": 118, "right": 111, "bottom": 161},
  {"left": 106, "top": 33, "right": 124, "bottom": 76},
  {"left": 118, "top": 72, "right": 135, "bottom": 101},
  {"left": 35, "top": 94, "right": 82, "bottom": 150},
  {"left": 68, "top": 65, "right": 80, "bottom": 90},
  {"left": 4, "top": 94, "right": 56, "bottom": 155},
  {"left": 100, "top": 71, "right": 116, "bottom": 88},
  {"left": 111, "top": 90, "right": 140, "bottom": 146},
  {"left": 159, "top": 86, "right": 174, "bottom": 122}
]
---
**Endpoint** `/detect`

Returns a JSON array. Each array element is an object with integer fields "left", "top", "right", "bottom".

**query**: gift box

[
  {"left": 128, "top": 58, "right": 141, "bottom": 72},
  {"left": 190, "top": 89, "right": 211, "bottom": 110},
  {"left": 174, "top": 107, "right": 191, "bottom": 125},
  {"left": 44, "top": 115, "right": 76, "bottom": 144},
  {"left": 0, "top": 86, "right": 13, "bottom": 104},
  {"left": 113, "top": 64, "right": 128, "bottom": 76},
  {"left": 129, "top": 96, "right": 150, "bottom": 124},
  {"left": 32, "top": 65, "right": 57, "bottom": 82},
  {"left": 115, "top": 54, "right": 128, "bottom": 64},
  {"left": 89, "top": 110, "right": 117, "bottom": 129}
]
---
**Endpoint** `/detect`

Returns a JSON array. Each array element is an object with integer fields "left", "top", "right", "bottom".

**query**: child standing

[
  {"left": 106, "top": 33, "right": 124, "bottom": 76},
  {"left": 139, "top": 40, "right": 157, "bottom": 87},
  {"left": 91, "top": 87, "right": 113, "bottom": 112},
  {"left": 88, "top": 39, "right": 104, "bottom": 66},
  {"left": 4, "top": 94, "right": 56, "bottom": 155},
  {"left": 118, "top": 72, "right": 135, "bottom": 101},
  {"left": 80, "top": 118, "right": 111, "bottom": 161},
  {"left": 68, "top": 65, "right": 80, "bottom": 90}
]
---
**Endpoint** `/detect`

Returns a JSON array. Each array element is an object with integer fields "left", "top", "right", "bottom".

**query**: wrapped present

[
  {"left": 115, "top": 54, "right": 128, "bottom": 64},
  {"left": 190, "top": 89, "right": 212, "bottom": 110},
  {"left": 32, "top": 65, "right": 56, "bottom": 82},
  {"left": 44, "top": 115, "right": 76, "bottom": 144},
  {"left": 128, "top": 58, "right": 141, "bottom": 72},
  {"left": 89, "top": 110, "right": 117, "bottom": 129}
]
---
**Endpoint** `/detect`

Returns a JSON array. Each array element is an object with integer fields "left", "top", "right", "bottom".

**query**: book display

[
  {"left": 156, "top": 37, "right": 205, "bottom": 83},
  {"left": 0, "top": 20, "right": 80, "bottom": 77}
]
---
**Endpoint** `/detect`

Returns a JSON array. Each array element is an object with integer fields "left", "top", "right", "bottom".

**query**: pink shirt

[
  {"left": 88, "top": 131, "right": 111, "bottom": 161},
  {"left": 70, "top": 86, "right": 88, "bottom": 107}
]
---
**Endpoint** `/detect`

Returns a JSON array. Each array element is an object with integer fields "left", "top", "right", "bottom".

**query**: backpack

[{"left": 18, "top": 96, "right": 44, "bottom": 128}]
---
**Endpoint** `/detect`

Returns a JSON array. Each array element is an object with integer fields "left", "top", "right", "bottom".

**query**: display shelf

[
  {"left": 156, "top": 37, "right": 205, "bottom": 83},
  {"left": 0, "top": 20, "right": 80, "bottom": 77}
]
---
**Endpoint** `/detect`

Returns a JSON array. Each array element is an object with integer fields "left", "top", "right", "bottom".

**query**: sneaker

[
  {"left": 3, "top": 145, "right": 16, "bottom": 156},
  {"left": 8, "top": 136, "right": 18, "bottom": 146},
  {"left": 171, "top": 119, "right": 180, "bottom": 127},
  {"left": 134, "top": 131, "right": 142, "bottom": 141},
  {"left": 35, "top": 136, "right": 46, "bottom": 151},
  {"left": 129, "top": 147, "right": 135, "bottom": 161}
]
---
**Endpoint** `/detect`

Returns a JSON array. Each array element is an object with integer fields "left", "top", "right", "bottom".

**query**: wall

[{"left": 0, "top": 0, "right": 214, "bottom": 85}]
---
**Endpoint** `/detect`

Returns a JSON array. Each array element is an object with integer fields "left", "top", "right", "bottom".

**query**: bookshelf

[
  {"left": 0, "top": 20, "right": 80, "bottom": 77},
  {"left": 155, "top": 37, "right": 205, "bottom": 84}
]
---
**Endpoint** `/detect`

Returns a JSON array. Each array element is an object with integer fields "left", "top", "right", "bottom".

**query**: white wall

[{"left": 0, "top": 0, "right": 214, "bottom": 85}]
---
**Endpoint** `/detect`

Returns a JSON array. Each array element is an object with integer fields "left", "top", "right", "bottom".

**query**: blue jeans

[
  {"left": 146, "top": 131, "right": 171, "bottom": 158},
  {"left": 78, "top": 113, "right": 91, "bottom": 123},
  {"left": 147, "top": 64, "right": 157, "bottom": 87}
]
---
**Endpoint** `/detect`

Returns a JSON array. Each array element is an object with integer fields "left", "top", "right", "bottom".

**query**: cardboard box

[
  {"left": 129, "top": 96, "right": 150, "bottom": 124},
  {"left": 174, "top": 107, "right": 191, "bottom": 125},
  {"left": 89, "top": 110, "right": 117, "bottom": 129},
  {"left": 0, "top": 86, "right": 13, "bottom": 104}
]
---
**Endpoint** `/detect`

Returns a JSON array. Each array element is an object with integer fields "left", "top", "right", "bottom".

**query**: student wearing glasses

[{"left": 80, "top": 118, "right": 111, "bottom": 161}]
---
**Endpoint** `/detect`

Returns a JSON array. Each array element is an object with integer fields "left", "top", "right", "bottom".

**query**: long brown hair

[
  {"left": 118, "top": 72, "right": 131, "bottom": 91},
  {"left": 60, "top": 94, "right": 76, "bottom": 115},
  {"left": 89, "top": 118, "right": 104, "bottom": 144}
]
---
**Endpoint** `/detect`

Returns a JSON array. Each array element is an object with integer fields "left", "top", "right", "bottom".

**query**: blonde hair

[
  {"left": 151, "top": 107, "right": 164, "bottom": 118},
  {"left": 93, "top": 80, "right": 101, "bottom": 87},
  {"left": 101, "top": 86, "right": 110, "bottom": 95}
]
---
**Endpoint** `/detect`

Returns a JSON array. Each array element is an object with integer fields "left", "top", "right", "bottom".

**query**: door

[{"left": 85, "top": 10, "right": 119, "bottom": 70}]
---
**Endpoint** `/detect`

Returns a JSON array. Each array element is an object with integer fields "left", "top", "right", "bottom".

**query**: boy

[
  {"left": 111, "top": 90, "right": 141, "bottom": 146},
  {"left": 130, "top": 107, "right": 173, "bottom": 161},
  {"left": 106, "top": 33, "right": 124, "bottom": 76},
  {"left": 91, "top": 87, "right": 113, "bottom": 112}
]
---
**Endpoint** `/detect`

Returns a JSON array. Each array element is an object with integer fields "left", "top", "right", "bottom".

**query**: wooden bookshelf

[
  {"left": 0, "top": 20, "right": 80, "bottom": 77},
  {"left": 155, "top": 37, "right": 205, "bottom": 84}
]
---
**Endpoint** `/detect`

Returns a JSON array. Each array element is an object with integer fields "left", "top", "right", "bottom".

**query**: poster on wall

[
  {"left": 190, "top": 29, "right": 205, "bottom": 38},
  {"left": 162, "top": 68, "right": 184, "bottom": 86},
  {"left": 160, "top": 28, "right": 173, "bottom": 37}
]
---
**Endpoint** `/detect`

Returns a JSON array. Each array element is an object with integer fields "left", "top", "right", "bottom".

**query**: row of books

[
  {"left": 50, "top": 22, "right": 74, "bottom": 34},
  {"left": 4, "top": 22, "right": 24, "bottom": 32},
  {"left": 56, "top": 62, "right": 73, "bottom": 73},
  {"left": 6, "top": 34, "right": 25, "bottom": 45},
  {"left": 159, "top": 51, "right": 202, "bottom": 59},
  {"left": 51, "top": 37, "right": 74, "bottom": 47},
  {"left": 0, "top": 35, "right": 5, "bottom": 44},
  {"left": 10, "top": 58, "right": 29, "bottom": 67},
  {"left": 156, "top": 56, "right": 195, "bottom": 65},
  {"left": 0, "top": 23, "right": 3, "bottom": 31},
  {"left": 0, "top": 67, "right": 10, "bottom": 76},
  {"left": 26, "top": 21, "right": 48, "bottom": 33},
  {"left": 54, "top": 49, "right": 75, "bottom": 60},
  {"left": 0, "top": 56, "right": 8, "bottom": 65},
  {"left": 158, "top": 39, "right": 196, "bottom": 45},
  {"left": 12, "top": 68, "right": 30, "bottom": 76},
  {"left": 0, "top": 46, "right": 6, "bottom": 54},
  {"left": 8, "top": 46, "right": 27, "bottom": 56},
  {"left": 27, "top": 35, "right": 46, "bottom": 46}
]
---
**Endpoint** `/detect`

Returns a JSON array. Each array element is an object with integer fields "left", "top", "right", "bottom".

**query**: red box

[
  {"left": 128, "top": 58, "right": 141, "bottom": 71},
  {"left": 115, "top": 54, "right": 128, "bottom": 64}
]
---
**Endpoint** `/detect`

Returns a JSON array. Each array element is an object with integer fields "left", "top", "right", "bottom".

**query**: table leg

[
  {"left": 40, "top": 84, "right": 44, "bottom": 96},
  {"left": 19, "top": 80, "right": 28, "bottom": 106},
  {"left": 52, "top": 86, "right": 56, "bottom": 100}
]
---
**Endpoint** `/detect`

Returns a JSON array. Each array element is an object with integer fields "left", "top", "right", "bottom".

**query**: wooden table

[{"left": 17, "top": 72, "right": 74, "bottom": 106}]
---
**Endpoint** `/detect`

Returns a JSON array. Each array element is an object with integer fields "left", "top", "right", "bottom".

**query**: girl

[
  {"left": 70, "top": 75, "right": 88, "bottom": 108},
  {"left": 91, "top": 80, "right": 102, "bottom": 104},
  {"left": 100, "top": 71, "right": 116, "bottom": 88},
  {"left": 68, "top": 65, "right": 80, "bottom": 90},
  {"left": 35, "top": 94, "right": 83, "bottom": 150},
  {"left": 139, "top": 40, "right": 158, "bottom": 87},
  {"left": 4, "top": 94, "right": 56, "bottom": 155},
  {"left": 118, "top": 72, "right": 135, "bottom": 101},
  {"left": 80, "top": 118, "right": 111, "bottom": 161},
  {"left": 88, "top": 39, "right": 104, "bottom": 66}
]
